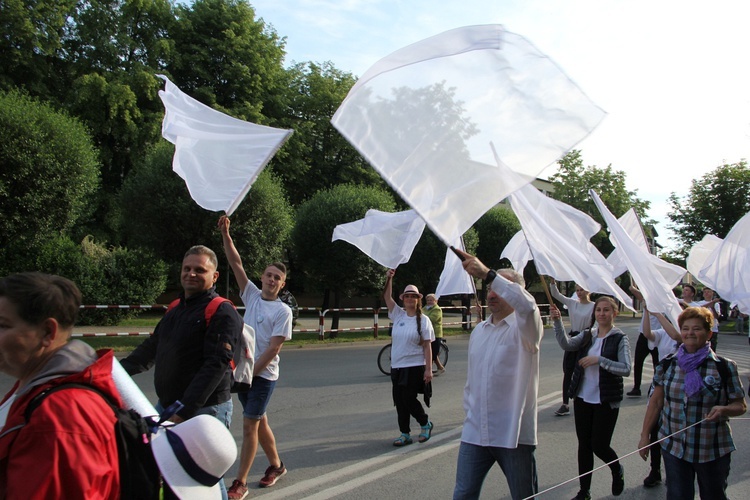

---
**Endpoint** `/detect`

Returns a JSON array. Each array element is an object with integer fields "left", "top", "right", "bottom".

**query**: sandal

[
  {"left": 393, "top": 433, "right": 413, "bottom": 447},
  {"left": 418, "top": 421, "right": 433, "bottom": 443}
]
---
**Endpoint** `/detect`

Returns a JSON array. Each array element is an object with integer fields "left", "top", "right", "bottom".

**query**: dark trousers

[
  {"left": 648, "top": 415, "right": 662, "bottom": 472},
  {"left": 391, "top": 366, "right": 428, "bottom": 434},
  {"left": 561, "top": 331, "right": 579, "bottom": 405},
  {"left": 633, "top": 333, "right": 658, "bottom": 389},
  {"left": 573, "top": 398, "right": 621, "bottom": 492},
  {"left": 662, "top": 450, "right": 731, "bottom": 500}
]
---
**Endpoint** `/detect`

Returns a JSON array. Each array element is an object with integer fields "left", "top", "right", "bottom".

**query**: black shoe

[
  {"left": 612, "top": 464, "right": 625, "bottom": 496},
  {"left": 571, "top": 490, "right": 590, "bottom": 500},
  {"left": 643, "top": 469, "right": 662, "bottom": 488},
  {"left": 626, "top": 388, "right": 641, "bottom": 397}
]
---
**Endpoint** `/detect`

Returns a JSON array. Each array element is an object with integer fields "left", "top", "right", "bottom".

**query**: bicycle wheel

[
  {"left": 438, "top": 340, "right": 449, "bottom": 368},
  {"left": 377, "top": 343, "right": 392, "bottom": 376}
]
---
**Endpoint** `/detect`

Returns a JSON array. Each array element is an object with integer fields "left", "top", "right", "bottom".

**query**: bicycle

[{"left": 377, "top": 338, "right": 449, "bottom": 376}]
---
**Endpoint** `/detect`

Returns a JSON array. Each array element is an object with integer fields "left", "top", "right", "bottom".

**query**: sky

[{"left": 249, "top": 0, "right": 750, "bottom": 252}]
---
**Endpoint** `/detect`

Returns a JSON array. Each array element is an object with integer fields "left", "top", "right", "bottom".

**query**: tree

[
  {"left": 667, "top": 160, "right": 750, "bottom": 257},
  {"left": 549, "top": 150, "right": 652, "bottom": 253},
  {"left": 291, "top": 184, "right": 396, "bottom": 333},
  {"left": 0, "top": 90, "right": 100, "bottom": 263},
  {"left": 168, "top": 0, "right": 286, "bottom": 122},
  {"left": 118, "top": 141, "right": 294, "bottom": 287},
  {"left": 274, "top": 61, "right": 384, "bottom": 205},
  {"left": 0, "top": 0, "right": 76, "bottom": 97}
]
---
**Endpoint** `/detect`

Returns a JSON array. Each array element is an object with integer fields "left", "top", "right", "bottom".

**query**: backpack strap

[
  {"left": 715, "top": 356, "right": 731, "bottom": 405},
  {"left": 165, "top": 297, "right": 233, "bottom": 327},
  {"left": 205, "top": 297, "right": 233, "bottom": 326},
  {"left": 25, "top": 383, "right": 115, "bottom": 423}
]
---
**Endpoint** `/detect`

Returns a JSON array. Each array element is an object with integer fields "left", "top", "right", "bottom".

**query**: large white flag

[
  {"left": 688, "top": 212, "right": 750, "bottom": 314},
  {"left": 507, "top": 184, "right": 633, "bottom": 310},
  {"left": 331, "top": 25, "right": 605, "bottom": 245},
  {"left": 158, "top": 75, "right": 293, "bottom": 215},
  {"left": 331, "top": 209, "right": 426, "bottom": 269},
  {"left": 435, "top": 239, "right": 475, "bottom": 299},
  {"left": 590, "top": 190, "right": 684, "bottom": 326}
]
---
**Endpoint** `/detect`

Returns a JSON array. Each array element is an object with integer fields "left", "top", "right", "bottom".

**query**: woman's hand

[
  {"left": 578, "top": 356, "right": 599, "bottom": 368},
  {"left": 550, "top": 304, "right": 561, "bottom": 321},
  {"left": 424, "top": 369, "right": 433, "bottom": 384}
]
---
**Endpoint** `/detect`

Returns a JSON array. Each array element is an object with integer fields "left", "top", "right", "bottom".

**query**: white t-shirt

[
  {"left": 648, "top": 328, "right": 679, "bottom": 361},
  {"left": 388, "top": 306, "right": 434, "bottom": 369},
  {"left": 0, "top": 392, "right": 16, "bottom": 429},
  {"left": 241, "top": 281, "right": 293, "bottom": 381}
]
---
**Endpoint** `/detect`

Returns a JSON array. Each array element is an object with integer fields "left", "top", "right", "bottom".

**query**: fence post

[
  {"left": 318, "top": 310, "right": 326, "bottom": 341},
  {"left": 373, "top": 308, "right": 379, "bottom": 338}
]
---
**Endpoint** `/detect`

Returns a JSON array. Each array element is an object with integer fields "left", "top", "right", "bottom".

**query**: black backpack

[{"left": 24, "top": 383, "right": 161, "bottom": 499}]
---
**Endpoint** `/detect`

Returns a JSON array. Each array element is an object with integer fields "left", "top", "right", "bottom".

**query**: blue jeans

[
  {"left": 453, "top": 442, "right": 538, "bottom": 500},
  {"left": 662, "top": 450, "right": 731, "bottom": 500},
  {"left": 156, "top": 399, "right": 233, "bottom": 500}
]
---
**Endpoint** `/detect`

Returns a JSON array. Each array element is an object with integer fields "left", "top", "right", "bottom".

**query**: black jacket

[
  {"left": 568, "top": 330, "right": 625, "bottom": 404},
  {"left": 121, "top": 287, "right": 243, "bottom": 419}
]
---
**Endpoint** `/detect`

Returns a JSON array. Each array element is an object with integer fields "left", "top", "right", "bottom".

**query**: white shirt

[
  {"left": 461, "top": 275, "right": 543, "bottom": 448},
  {"left": 241, "top": 281, "right": 293, "bottom": 381},
  {"left": 389, "top": 306, "right": 434, "bottom": 368},
  {"left": 649, "top": 328, "right": 679, "bottom": 361},
  {"left": 550, "top": 285, "right": 594, "bottom": 332}
]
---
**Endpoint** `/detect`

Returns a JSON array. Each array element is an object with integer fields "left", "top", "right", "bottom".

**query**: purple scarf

[{"left": 676, "top": 343, "right": 711, "bottom": 398}]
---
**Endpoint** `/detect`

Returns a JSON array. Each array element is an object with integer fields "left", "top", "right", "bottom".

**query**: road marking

[{"left": 262, "top": 426, "right": 464, "bottom": 499}]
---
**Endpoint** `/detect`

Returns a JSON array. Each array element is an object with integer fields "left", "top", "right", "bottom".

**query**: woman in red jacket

[{"left": 0, "top": 273, "right": 121, "bottom": 499}]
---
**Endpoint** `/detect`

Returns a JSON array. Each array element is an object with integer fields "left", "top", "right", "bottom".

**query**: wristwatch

[{"left": 485, "top": 269, "right": 497, "bottom": 284}]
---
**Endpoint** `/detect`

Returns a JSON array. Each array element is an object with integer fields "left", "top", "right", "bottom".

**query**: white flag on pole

[
  {"left": 158, "top": 75, "right": 293, "bottom": 215},
  {"left": 507, "top": 183, "right": 634, "bottom": 310},
  {"left": 331, "top": 25, "right": 605, "bottom": 245},
  {"left": 500, "top": 230, "right": 532, "bottom": 273},
  {"left": 331, "top": 209, "right": 426, "bottom": 269},
  {"left": 607, "top": 208, "right": 686, "bottom": 288},
  {"left": 590, "top": 190, "right": 684, "bottom": 326},
  {"left": 435, "top": 239, "right": 475, "bottom": 299}
]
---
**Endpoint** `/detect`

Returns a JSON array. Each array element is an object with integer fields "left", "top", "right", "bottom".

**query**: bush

[
  {"left": 32, "top": 235, "right": 168, "bottom": 325},
  {"left": 0, "top": 90, "right": 99, "bottom": 254}
]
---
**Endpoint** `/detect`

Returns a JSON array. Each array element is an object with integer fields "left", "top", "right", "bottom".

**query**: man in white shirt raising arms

[{"left": 452, "top": 249, "right": 543, "bottom": 500}]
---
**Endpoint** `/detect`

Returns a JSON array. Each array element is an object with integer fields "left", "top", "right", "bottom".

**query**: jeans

[
  {"left": 453, "top": 442, "right": 538, "bottom": 500},
  {"left": 662, "top": 450, "right": 731, "bottom": 500},
  {"left": 156, "top": 399, "right": 233, "bottom": 500}
]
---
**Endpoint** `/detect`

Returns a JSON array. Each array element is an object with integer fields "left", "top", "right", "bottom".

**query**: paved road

[{"left": 6, "top": 318, "right": 750, "bottom": 499}]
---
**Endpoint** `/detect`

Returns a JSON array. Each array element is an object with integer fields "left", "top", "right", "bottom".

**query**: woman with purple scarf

[{"left": 638, "top": 306, "right": 746, "bottom": 499}]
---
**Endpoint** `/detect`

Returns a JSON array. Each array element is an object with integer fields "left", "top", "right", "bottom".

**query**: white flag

[
  {"left": 508, "top": 184, "right": 634, "bottom": 310},
  {"left": 435, "top": 239, "right": 475, "bottom": 299},
  {"left": 331, "top": 209, "right": 426, "bottom": 269},
  {"left": 331, "top": 25, "right": 605, "bottom": 245},
  {"left": 590, "top": 190, "right": 684, "bottom": 326},
  {"left": 689, "top": 212, "right": 750, "bottom": 314},
  {"left": 500, "top": 230, "right": 532, "bottom": 273},
  {"left": 607, "top": 209, "right": 686, "bottom": 288},
  {"left": 158, "top": 75, "right": 293, "bottom": 215}
]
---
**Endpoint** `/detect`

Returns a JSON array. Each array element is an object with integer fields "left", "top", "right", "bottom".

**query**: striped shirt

[{"left": 654, "top": 351, "right": 744, "bottom": 463}]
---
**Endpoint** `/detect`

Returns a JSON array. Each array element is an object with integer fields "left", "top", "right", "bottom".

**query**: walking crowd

[{"left": 0, "top": 217, "right": 746, "bottom": 499}]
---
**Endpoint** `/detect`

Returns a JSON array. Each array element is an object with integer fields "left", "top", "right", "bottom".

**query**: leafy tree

[
  {"left": 549, "top": 150, "right": 652, "bottom": 253},
  {"left": 291, "top": 184, "right": 396, "bottom": 333},
  {"left": 0, "top": 90, "right": 100, "bottom": 259},
  {"left": 667, "top": 160, "right": 750, "bottom": 257},
  {"left": 0, "top": 0, "right": 76, "bottom": 97},
  {"left": 118, "top": 141, "right": 293, "bottom": 288},
  {"left": 168, "top": 0, "right": 285, "bottom": 122},
  {"left": 275, "top": 61, "right": 384, "bottom": 205}
]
